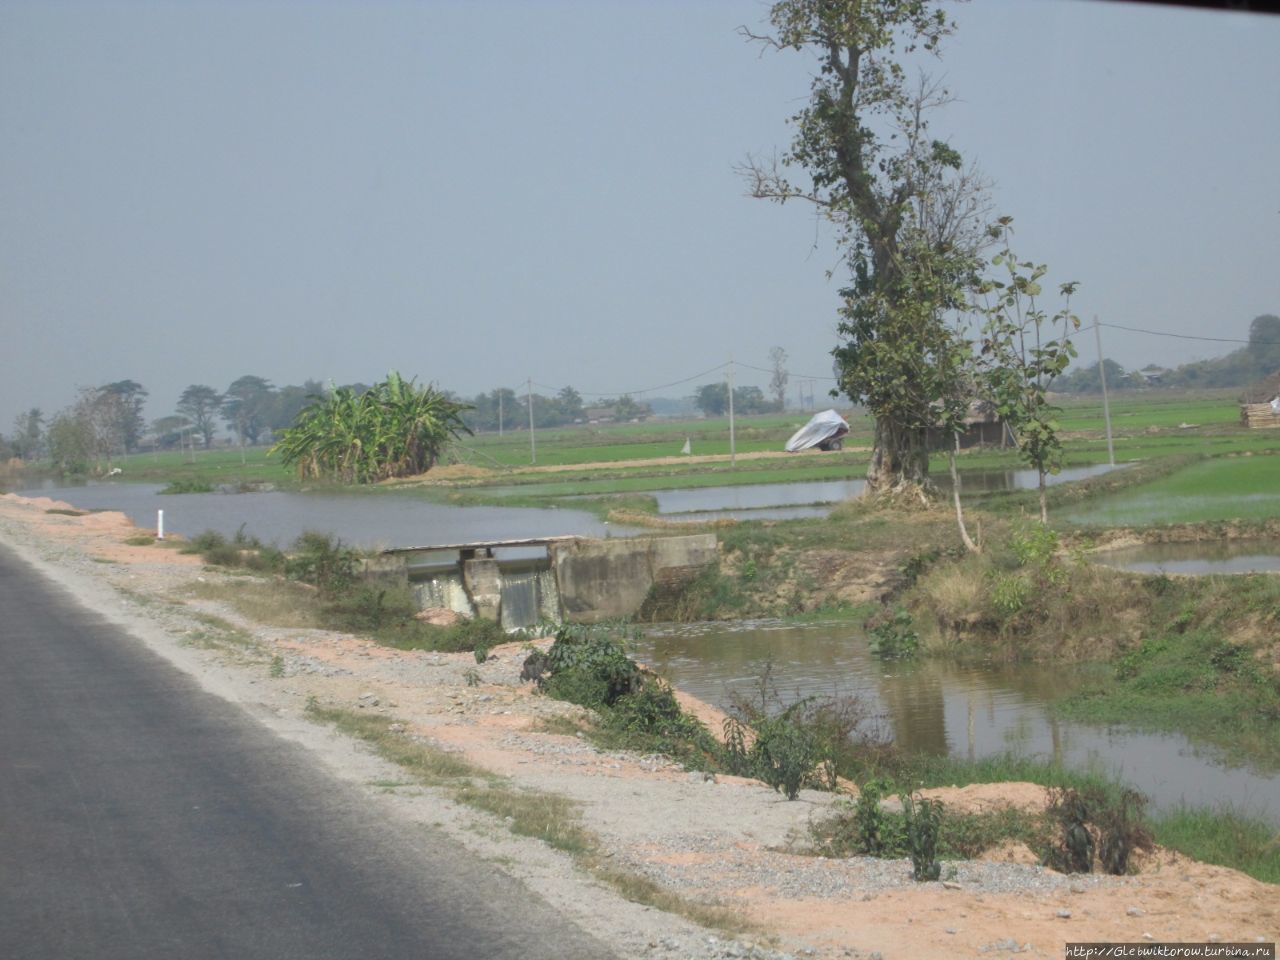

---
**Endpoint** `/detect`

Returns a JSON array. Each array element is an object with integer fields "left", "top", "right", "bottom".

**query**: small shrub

[
  {"left": 1044, "top": 786, "right": 1096, "bottom": 874},
  {"left": 520, "top": 649, "right": 551, "bottom": 683},
  {"left": 1009, "top": 521, "right": 1060, "bottom": 569},
  {"left": 178, "top": 527, "right": 284, "bottom": 572},
  {"left": 159, "top": 478, "right": 214, "bottom": 494},
  {"left": 182, "top": 530, "right": 241, "bottom": 567},
  {"left": 539, "top": 622, "right": 641, "bottom": 709},
  {"left": 750, "top": 702, "right": 819, "bottom": 801},
  {"left": 902, "top": 792, "right": 943, "bottom": 881},
  {"left": 1094, "top": 789, "right": 1155, "bottom": 875},
  {"left": 286, "top": 531, "right": 359, "bottom": 594},
  {"left": 442, "top": 617, "right": 506, "bottom": 653},
  {"left": 991, "top": 572, "right": 1030, "bottom": 617},
  {"left": 721, "top": 716, "right": 753, "bottom": 777},
  {"left": 900, "top": 549, "right": 941, "bottom": 586},
  {"left": 854, "top": 778, "right": 893, "bottom": 856},
  {"left": 866, "top": 607, "right": 919, "bottom": 659}
]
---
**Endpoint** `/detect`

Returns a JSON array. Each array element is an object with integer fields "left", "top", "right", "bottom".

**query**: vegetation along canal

[{"left": 631, "top": 619, "right": 1280, "bottom": 825}]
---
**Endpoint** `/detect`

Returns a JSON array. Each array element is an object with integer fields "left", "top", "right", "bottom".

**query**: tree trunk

[
  {"left": 949, "top": 435, "right": 979, "bottom": 553},
  {"left": 865, "top": 416, "right": 931, "bottom": 492},
  {"left": 1038, "top": 470, "right": 1048, "bottom": 523}
]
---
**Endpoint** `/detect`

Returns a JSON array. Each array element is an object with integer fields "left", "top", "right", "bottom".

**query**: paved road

[{"left": 0, "top": 543, "right": 613, "bottom": 960}]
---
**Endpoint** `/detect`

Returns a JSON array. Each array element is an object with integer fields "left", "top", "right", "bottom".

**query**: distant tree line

[
  {"left": 1057, "top": 314, "right": 1280, "bottom": 393},
  {"left": 691, "top": 382, "right": 781, "bottom": 417},
  {"left": 2, "top": 375, "right": 378, "bottom": 476},
  {"left": 455, "top": 386, "right": 656, "bottom": 433}
]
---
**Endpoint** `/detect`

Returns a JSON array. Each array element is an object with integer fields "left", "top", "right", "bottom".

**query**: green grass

[
  {"left": 1053, "top": 570, "right": 1280, "bottom": 771},
  {"left": 74, "top": 391, "right": 1275, "bottom": 522},
  {"left": 1064, "top": 454, "right": 1280, "bottom": 525},
  {"left": 1054, "top": 390, "right": 1244, "bottom": 433},
  {"left": 1150, "top": 805, "right": 1280, "bottom": 883}
]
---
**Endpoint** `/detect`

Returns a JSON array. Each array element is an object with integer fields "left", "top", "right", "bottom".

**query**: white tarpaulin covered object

[{"left": 785, "top": 409, "right": 850, "bottom": 452}]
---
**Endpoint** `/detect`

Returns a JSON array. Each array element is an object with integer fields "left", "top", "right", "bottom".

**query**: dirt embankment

[{"left": 1, "top": 492, "right": 1276, "bottom": 960}]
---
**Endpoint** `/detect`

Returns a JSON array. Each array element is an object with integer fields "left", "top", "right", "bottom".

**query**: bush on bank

[{"left": 180, "top": 527, "right": 506, "bottom": 653}]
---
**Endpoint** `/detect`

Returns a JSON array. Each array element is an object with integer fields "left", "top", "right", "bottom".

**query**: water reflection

[
  {"left": 11, "top": 480, "right": 637, "bottom": 549},
  {"left": 632, "top": 620, "right": 1279, "bottom": 822},
  {"left": 652, "top": 464, "right": 1121, "bottom": 517},
  {"left": 1093, "top": 540, "right": 1280, "bottom": 576}
]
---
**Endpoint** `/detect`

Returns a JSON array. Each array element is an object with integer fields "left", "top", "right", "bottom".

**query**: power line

[
  {"left": 1098, "top": 321, "right": 1279, "bottom": 347},
  {"left": 529, "top": 361, "right": 732, "bottom": 399},
  {"left": 736, "top": 360, "right": 839, "bottom": 382}
]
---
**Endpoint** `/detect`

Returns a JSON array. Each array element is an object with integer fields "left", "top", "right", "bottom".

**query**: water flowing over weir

[
  {"left": 497, "top": 563, "right": 561, "bottom": 631},
  {"left": 411, "top": 571, "right": 474, "bottom": 619},
  {"left": 408, "top": 561, "right": 561, "bottom": 631}
]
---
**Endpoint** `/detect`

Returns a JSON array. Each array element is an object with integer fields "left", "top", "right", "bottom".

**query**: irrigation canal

[{"left": 14, "top": 478, "right": 1280, "bottom": 824}]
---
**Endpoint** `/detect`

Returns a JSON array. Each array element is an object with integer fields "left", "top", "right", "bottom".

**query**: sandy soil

[{"left": 1, "top": 491, "right": 1276, "bottom": 960}]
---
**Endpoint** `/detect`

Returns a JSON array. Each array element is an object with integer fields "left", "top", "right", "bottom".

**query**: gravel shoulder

[{"left": 2, "top": 492, "right": 1276, "bottom": 959}]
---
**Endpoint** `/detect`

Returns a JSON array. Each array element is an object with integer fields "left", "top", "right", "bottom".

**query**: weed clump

[
  {"left": 1044, "top": 785, "right": 1154, "bottom": 876},
  {"left": 181, "top": 526, "right": 286, "bottom": 572},
  {"left": 865, "top": 607, "right": 919, "bottom": 659},
  {"left": 159, "top": 478, "right": 214, "bottom": 494},
  {"left": 534, "top": 622, "right": 722, "bottom": 769},
  {"left": 902, "top": 792, "right": 943, "bottom": 881}
]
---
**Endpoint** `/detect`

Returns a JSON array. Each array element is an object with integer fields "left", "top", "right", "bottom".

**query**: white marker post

[{"left": 157, "top": 509, "right": 165, "bottom": 541}]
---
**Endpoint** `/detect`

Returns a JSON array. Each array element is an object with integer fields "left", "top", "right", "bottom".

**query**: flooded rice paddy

[{"left": 653, "top": 464, "right": 1120, "bottom": 522}]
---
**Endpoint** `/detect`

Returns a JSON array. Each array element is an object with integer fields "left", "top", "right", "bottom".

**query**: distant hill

[{"left": 1057, "top": 314, "right": 1280, "bottom": 393}]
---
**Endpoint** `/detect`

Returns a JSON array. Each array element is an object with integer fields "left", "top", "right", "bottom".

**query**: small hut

[
  {"left": 927, "top": 400, "right": 1010, "bottom": 450},
  {"left": 1240, "top": 373, "right": 1280, "bottom": 429}
]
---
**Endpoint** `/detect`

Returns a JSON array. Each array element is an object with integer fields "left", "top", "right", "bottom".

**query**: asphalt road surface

[{"left": 0, "top": 543, "right": 614, "bottom": 960}]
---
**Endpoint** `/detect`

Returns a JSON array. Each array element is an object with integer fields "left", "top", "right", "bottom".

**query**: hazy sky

[{"left": 3, "top": 0, "right": 1278, "bottom": 429}]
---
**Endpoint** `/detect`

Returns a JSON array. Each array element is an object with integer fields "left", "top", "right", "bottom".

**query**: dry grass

[
  {"left": 305, "top": 702, "right": 755, "bottom": 938},
  {"left": 186, "top": 577, "right": 324, "bottom": 629},
  {"left": 914, "top": 553, "right": 995, "bottom": 652},
  {"left": 908, "top": 545, "right": 1152, "bottom": 662},
  {"left": 183, "top": 610, "right": 260, "bottom": 654}
]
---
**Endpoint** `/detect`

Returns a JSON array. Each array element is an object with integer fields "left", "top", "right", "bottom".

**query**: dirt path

[
  {"left": 405, "top": 447, "right": 869, "bottom": 484},
  {"left": 1, "top": 492, "right": 1275, "bottom": 960}
]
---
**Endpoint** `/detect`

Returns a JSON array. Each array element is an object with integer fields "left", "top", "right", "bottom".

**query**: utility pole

[
  {"left": 498, "top": 390, "right": 503, "bottom": 437},
  {"left": 727, "top": 358, "right": 736, "bottom": 466},
  {"left": 1093, "top": 316, "right": 1116, "bottom": 467},
  {"left": 527, "top": 378, "right": 536, "bottom": 465}
]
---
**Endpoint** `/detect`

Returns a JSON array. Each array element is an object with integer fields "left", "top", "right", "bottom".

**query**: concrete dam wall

[{"left": 375, "top": 534, "right": 717, "bottom": 630}]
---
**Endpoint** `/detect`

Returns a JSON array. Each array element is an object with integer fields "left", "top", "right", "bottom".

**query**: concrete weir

[{"left": 374, "top": 534, "right": 717, "bottom": 631}]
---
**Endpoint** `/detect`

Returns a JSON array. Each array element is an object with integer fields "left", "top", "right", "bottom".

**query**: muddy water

[
  {"left": 13, "top": 480, "right": 637, "bottom": 549},
  {"left": 631, "top": 620, "right": 1280, "bottom": 822},
  {"left": 1093, "top": 540, "right": 1280, "bottom": 575}
]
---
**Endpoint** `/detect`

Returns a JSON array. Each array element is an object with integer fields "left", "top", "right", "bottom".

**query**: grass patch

[
  {"left": 44, "top": 507, "right": 88, "bottom": 516},
  {"left": 187, "top": 577, "right": 325, "bottom": 629},
  {"left": 182, "top": 611, "right": 258, "bottom": 653},
  {"left": 1064, "top": 453, "right": 1280, "bottom": 525},
  {"left": 1150, "top": 805, "right": 1280, "bottom": 884},
  {"left": 810, "top": 791, "right": 1052, "bottom": 864},
  {"left": 159, "top": 478, "right": 215, "bottom": 494}
]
